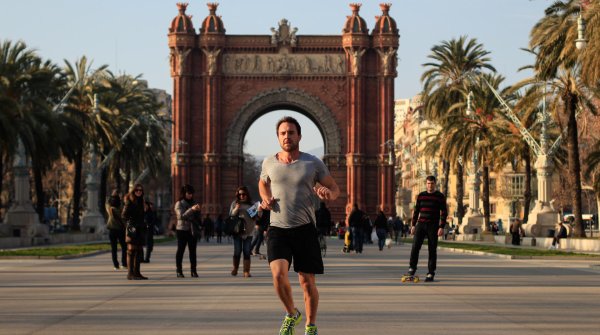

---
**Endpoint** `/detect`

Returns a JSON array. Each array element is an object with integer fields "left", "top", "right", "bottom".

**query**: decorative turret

[
  {"left": 343, "top": 3, "right": 369, "bottom": 34},
  {"left": 199, "top": 3, "right": 226, "bottom": 49},
  {"left": 372, "top": 3, "right": 398, "bottom": 35},
  {"left": 342, "top": 3, "right": 370, "bottom": 76},
  {"left": 169, "top": 3, "right": 195, "bottom": 34},
  {"left": 200, "top": 3, "right": 226, "bottom": 34},
  {"left": 372, "top": 3, "right": 399, "bottom": 76}
]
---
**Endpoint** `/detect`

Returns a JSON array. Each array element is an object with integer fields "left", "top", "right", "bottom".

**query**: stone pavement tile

[{"left": 0, "top": 238, "right": 599, "bottom": 334}]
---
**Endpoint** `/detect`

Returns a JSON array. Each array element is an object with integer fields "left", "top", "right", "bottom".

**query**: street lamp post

[
  {"left": 80, "top": 95, "right": 105, "bottom": 234},
  {"left": 1, "top": 140, "right": 50, "bottom": 240},
  {"left": 575, "top": 1, "right": 587, "bottom": 50},
  {"left": 80, "top": 95, "right": 155, "bottom": 234},
  {"left": 460, "top": 91, "right": 485, "bottom": 234},
  {"left": 1, "top": 81, "right": 80, "bottom": 239}
]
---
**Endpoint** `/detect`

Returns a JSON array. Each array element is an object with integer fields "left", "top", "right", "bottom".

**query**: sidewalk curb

[
  {"left": 439, "top": 247, "right": 600, "bottom": 260},
  {"left": 0, "top": 250, "right": 109, "bottom": 260}
]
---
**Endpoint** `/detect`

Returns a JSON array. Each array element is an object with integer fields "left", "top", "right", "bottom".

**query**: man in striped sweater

[{"left": 406, "top": 175, "right": 447, "bottom": 282}]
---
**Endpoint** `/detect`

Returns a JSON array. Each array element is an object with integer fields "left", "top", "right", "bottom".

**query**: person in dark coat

[
  {"left": 106, "top": 190, "right": 126, "bottom": 270},
  {"left": 142, "top": 201, "right": 158, "bottom": 263},
  {"left": 510, "top": 218, "right": 524, "bottom": 246},
  {"left": 122, "top": 184, "right": 148, "bottom": 280},
  {"left": 215, "top": 214, "right": 224, "bottom": 244},
  {"left": 374, "top": 209, "right": 388, "bottom": 251},
  {"left": 315, "top": 202, "right": 332, "bottom": 236},
  {"left": 347, "top": 204, "right": 366, "bottom": 253}
]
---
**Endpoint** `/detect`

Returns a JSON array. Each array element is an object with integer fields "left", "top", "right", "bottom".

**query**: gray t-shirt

[{"left": 260, "top": 152, "right": 330, "bottom": 229}]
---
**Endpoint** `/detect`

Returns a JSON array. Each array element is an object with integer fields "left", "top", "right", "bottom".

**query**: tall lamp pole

[
  {"left": 2, "top": 81, "right": 80, "bottom": 240},
  {"left": 460, "top": 91, "right": 485, "bottom": 234},
  {"left": 80, "top": 96, "right": 155, "bottom": 234},
  {"left": 80, "top": 95, "right": 105, "bottom": 234}
]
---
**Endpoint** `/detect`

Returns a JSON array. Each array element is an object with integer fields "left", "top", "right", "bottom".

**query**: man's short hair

[
  {"left": 426, "top": 175, "right": 436, "bottom": 182},
  {"left": 276, "top": 116, "right": 302, "bottom": 135}
]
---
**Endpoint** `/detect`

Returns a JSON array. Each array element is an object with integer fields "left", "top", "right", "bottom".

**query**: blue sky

[{"left": 1, "top": 0, "right": 551, "bottom": 156}]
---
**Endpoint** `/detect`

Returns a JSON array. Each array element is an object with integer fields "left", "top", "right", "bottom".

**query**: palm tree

[
  {"left": 491, "top": 88, "right": 537, "bottom": 223},
  {"left": 61, "top": 56, "right": 108, "bottom": 230},
  {"left": 0, "top": 40, "right": 29, "bottom": 214},
  {"left": 0, "top": 40, "right": 68, "bottom": 220},
  {"left": 530, "top": 0, "right": 600, "bottom": 237},
  {"left": 21, "top": 59, "right": 68, "bottom": 220},
  {"left": 532, "top": 0, "right": 600, "bottom": 86},
  {"left": 434, "top": 73, "right": 506, "bottom": 231},
  {"left": 420, "top": 36, "right": 496, "bottom": 226},
  {"left": 95, "top": 73, "right": 166, "bottom": 207}
]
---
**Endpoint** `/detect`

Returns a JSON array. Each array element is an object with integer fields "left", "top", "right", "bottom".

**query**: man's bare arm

[
  {"left": 314, "top": 175, "right": 340, "bottom": 201},
  {"left": 258, "top": 178, "right": 275, "bottom": 210}
]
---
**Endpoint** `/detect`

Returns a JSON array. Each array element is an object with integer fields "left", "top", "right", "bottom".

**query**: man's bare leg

[
  {"left": 298, "top": 272, "right": 318, "bottom": 325},
  {"left": 270, "top": 259, "right": 296, "bottom": 314}
]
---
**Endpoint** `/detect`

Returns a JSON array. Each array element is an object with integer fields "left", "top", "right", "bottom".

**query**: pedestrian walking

[
  {"left": 106, "top": 190, "right": 126, "bottom": 270},
  {"left": 374, "top": 208, "right": 388, "bottom": 251},
  {"left": 510, "top": 218, "right": 524, "bottom": 246},
  {"left": 173, "top": 184, "right": 202, "bottom": 278},
  {"left": 122, "top": 184, "right": 148, "bottom": 280},
  {"left": 251, "top": 209, "right": 269, "bottom": 256},
  {"left": 315, "top": 202, "right": 332, "bottom": 237},
  {"left": 215, "top": 214, "right": 224, "bottom": 243},
  {"left": 229, "top": 186, "right": 259, "bottom": 277},
  {"left": 142, "top": 201, "right": 158, "bottom": 263},
  {"left": 259, "top": 116, "right": 340, "bottom": 335},
  {"left": 203, "top": 214, "right": 214, "bottom": 243},
  {"left": 347, "top": 204, "right": 365, "bottom": 253},
  {"left": 405, "top": 176, "right": 447, "bottom": 282}
]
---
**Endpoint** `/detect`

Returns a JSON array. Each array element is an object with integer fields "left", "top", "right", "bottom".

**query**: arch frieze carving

[
  {"left": 222, "top": 53, "right": 346, "bottom": 75},
  {"left": 225, "top": 88, "right": 342, "bottom": 157}
]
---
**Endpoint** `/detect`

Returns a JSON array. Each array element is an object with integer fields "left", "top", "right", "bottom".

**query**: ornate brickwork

[{"left": 168, "top": 3, "right": 399, "bottom": 220}]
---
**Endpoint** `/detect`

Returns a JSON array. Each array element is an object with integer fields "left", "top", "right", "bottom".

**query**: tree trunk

[
  {"left": 523, "top": 147, "right": 532, "bottom": 223},
  {"left": 124, "top": 160, "right": 131, "bottom": 193},
  {"left": 566, "top": 92, "right": 585, "bottom": 237},
  {"left": 0, "top": 151, "right": 4, "bottom": 220},
  {"left": 112, "top": 155, "right": 122, "bottom": 194},
  {"left": 482, "top": 165, "right": 490, "bottom": 231},
  {"left": 100, "top": 166, "right": 108, "bottom": 219},
  {"left": 441, "top": 159, "right": 450, "bottom": 197},
  {"left": 456, "top": 163, "right": 465, "bottom": 225},
  {"left": 32, "top": 163, "right": 45, "bottom": 223},
  {"left": 71, "top": 148, "right": 83, "bottom": 231}
]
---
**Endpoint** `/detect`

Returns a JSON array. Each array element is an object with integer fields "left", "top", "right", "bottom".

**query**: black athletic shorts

[{"left": 267, "top": 223, "right": 324, "bottom": 274}]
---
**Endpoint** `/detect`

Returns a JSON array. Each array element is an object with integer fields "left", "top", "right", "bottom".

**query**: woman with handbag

[
  {"left": 122, "top": 184, "right": 148, "bottom": 280},
  {"left": 173, "top": 184, "right": 202, "bottom": 278},
  {"left": 229, "top": 186, "right": 260, "bottom": 277}
]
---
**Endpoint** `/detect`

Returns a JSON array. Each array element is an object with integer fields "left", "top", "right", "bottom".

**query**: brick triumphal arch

[{"left": 168, "top": 3, "right": 399, "bottom": 221}]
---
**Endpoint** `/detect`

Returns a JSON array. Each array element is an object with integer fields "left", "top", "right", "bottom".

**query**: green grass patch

[
  {"left": 0, "top": 235, "right": 176, "bottom": 257},
  {"left": 0, "top": 243, "right": 111, "bottom": 257},
  {"left": 437, "top": 241, "right": 599, "bottom": 257}
]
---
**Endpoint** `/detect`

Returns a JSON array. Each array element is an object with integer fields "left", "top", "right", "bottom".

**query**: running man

[
  {"left": 259, "top": 116, "right": 340, "bottom": 335},
  {"left": 405, "top": 175, "right": 447, "bottom": 282}
]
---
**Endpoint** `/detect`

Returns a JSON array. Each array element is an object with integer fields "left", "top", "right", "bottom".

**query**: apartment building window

[
  {"left": 489, "top": 178, "right": 496, "bottom": 194},
  {"left": 511, "top": 175, "right": 524, "bottom": 196},
  {"left": 490, "top": 202, "right": 496, "bottom": 215}
]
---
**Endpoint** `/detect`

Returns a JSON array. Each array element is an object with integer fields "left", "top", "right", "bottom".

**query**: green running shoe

[
  {"left": 279, "top": 308, "right": 302, "bottom": 335},
  {"left": 305, "top": 325, "right": 318, "bottom": 335}
]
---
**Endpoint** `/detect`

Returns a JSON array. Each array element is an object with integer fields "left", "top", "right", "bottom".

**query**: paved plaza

[{"left": 0, "top": 238, "right": 599, "bottom": 335}]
